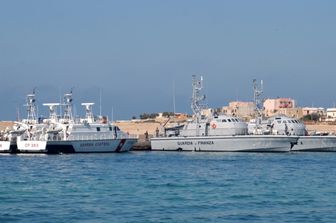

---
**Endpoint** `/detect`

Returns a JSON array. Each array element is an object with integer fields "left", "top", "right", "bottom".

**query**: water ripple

[{"left": 1, "top": 152, "right": 336, "bottom": 222}]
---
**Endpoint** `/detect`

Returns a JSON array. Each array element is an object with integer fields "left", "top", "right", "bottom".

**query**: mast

[
  {"left": 253, "top": 79, "right": 263, "bottom": 133},
  {"left": 63, "top": 90, "right": 74, "bottom": 122},
  {"left": 191, "top": 75, "right": 206, "bottom": 136},
  {"left": 173, "top": 80, "right": 176, "bottom": 115},
  {"left": 99, "top": 88, "right": 102, "bottom": 117},
  {"left": 81, "top": 103, "right": 95, "bottom": 123},
  {"left": 43, "top": 103, "right": 60, "bottom": 122},
  {"left": 25, "top": 88, "right": 38, "bottom": 123}
]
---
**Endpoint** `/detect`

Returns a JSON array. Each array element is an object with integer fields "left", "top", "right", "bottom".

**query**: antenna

[
  {"left": 59, "top": 86, "right": 62, "bottom": 117},
  {"left": 16, "top": 105, "right": 20, "bottom": 121},
  {"left": 111, "top": 107, "right": 114, "bottom": 123},
  {"left": 99, "top": 88, "right": 102, "bottom": 116},
  {"left": 173, "top": 80, "right": 176, "bottom": 114}
]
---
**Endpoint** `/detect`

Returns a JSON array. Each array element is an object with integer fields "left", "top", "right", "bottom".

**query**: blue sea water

[{"left": 1, "top": 152, "right": 336, "bottom": 223}]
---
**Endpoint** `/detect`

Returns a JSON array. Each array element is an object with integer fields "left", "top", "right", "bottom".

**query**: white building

[
  {"left": 302, "top": 107, "right": 326, "bottom": 116},
  {"left": 326, "top": 108, "right": 336, "bottom": 121}
]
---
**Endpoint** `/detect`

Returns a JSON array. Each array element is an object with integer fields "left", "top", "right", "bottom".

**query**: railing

[{"left": 45, "top": 131, "right": 138, "bottom": 141}]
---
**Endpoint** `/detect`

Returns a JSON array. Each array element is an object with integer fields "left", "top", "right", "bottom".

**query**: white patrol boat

[
  {"left": 151, "top": 76, "right": 298, "bottom": 152},
  {"left": 17, "top": 92, "right": 137, "bottom": 154},
  {"left": 0, "top": 90, "right": 42, "bottom": 153}
]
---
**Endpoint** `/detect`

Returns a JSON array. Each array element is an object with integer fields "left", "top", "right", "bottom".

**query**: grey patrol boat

[
  {"left": 247, "top": 80, "right": 336, "bottom": 152},
  {"left": 250, "top": 115, "right": 336, "bottom": 152},
  {"left": 151, "top": 75, "right": 298, "bottom": 152}
]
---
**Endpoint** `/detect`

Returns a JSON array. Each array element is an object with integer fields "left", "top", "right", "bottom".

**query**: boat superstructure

[
  {"left": 151, "top": 75, "right": 298, "bottom": 152},
  {"left": 17, "top": 91, "right": 137, "bottom": 153}
]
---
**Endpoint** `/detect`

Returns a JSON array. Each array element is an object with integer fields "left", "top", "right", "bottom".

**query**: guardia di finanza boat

[
  {"left": 246, "top": 79, "right": 336, "bottom": 152},
  {"left": 151, "top": 75, "right": 298, "bottom": 152}
]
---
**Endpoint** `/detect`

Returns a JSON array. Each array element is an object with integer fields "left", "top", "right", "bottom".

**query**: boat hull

[
  {"left": 0, "top": 141, "right": 11, "bottom": 153},
  {"left": 151, "top": 135, "right": 298, "bottom": 152},
  {"left": 17, "top": 138, "right": 137, "bottom": 154},
  {"left": 292, "top": 136, "right": 336, "bottom": 152}
]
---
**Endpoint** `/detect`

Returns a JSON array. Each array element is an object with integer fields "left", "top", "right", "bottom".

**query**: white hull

[
  {"left": 292, "top": 136, "right": 336, "bottom": 152},
  {"left": 0, "top": 141, "right": 11, "bottom": 152},
  {"left": 17, "top": 138, "right": 137, "bottom": 153},
  {"left": 151, "top": 135, "right": 298, "bottom": 152}
]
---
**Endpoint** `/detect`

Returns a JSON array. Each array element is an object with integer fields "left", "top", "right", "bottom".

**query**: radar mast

[
  {"left": 191, "top": 75, "right": 206, "bottom": 136},
  {"left": 25, "top": 88, "right": 37, "bottom": 123},
  {"left": 253, "top": 79, "right": 264, "bottom": 133}
]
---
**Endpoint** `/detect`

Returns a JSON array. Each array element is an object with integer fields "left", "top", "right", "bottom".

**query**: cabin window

[
  {"left": 283, "top": 121, "right": 287, "bottom": 124},
  {"left": 277, "top": 121, "right": 281, "bottom": 124},
  {"left": 228, "top": 119, "right": 232, "bottom": 122},
  {"left": 222, "top": 119, "right": 227, "bottom": 122},
  {"left": 235, "top": 119, "right": 239, "bottom": 122},
  {"left": 96, "top": 127, "right": 101, "bottom": 132}
]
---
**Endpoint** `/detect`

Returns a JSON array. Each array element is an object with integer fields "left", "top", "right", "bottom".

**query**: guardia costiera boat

[
  {"left": 151, "top": 75, "right": 298, "bottom": 152},
  {"left": 16, "top": 91, "right": 137, "bottom": 154}
]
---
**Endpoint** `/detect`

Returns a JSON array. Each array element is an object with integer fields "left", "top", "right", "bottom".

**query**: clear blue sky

[{"left": 0, "top": 0, "right": 335, "bottom": 120}]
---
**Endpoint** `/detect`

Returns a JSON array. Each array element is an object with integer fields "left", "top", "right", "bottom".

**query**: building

[
  {"left": 302, "top": 107, "right": 326, "bottom": 117},
  {"left": 221, "top": 101, "right": 255, "bottom": 120},
  {"left": 274, "top": 108, "right": 304, "bottom": 119},
  {"left": 326, "top": 108, "right": 336, "bottom": 122},
  {"left": 264, "top": 98, "right": 296, "bottom": 117}
]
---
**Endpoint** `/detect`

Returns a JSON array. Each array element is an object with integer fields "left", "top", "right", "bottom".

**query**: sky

[{"left": 0, "top": 0, "right": 336, "bottom": 120}]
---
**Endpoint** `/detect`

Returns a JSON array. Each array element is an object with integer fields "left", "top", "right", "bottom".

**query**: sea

[{"left": 1, "top": 151, "right": 336, "bottom": 223}]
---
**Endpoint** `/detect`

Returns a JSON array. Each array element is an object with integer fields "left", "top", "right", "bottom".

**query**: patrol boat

[
  {"left": 0, "top": 90, "right": 41, "bottom": 153},
  {"left": 247, "top": 80, "right": 336, "bottom": 152},
  {"left": 16, "top": 92, "right": 137, "bottom": 154},
  {"left": 252, "top": 115, "right": 336, "bottom": 152},
  {"left": 151, "top": 75, "right": 298, "bottom": 152}
]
